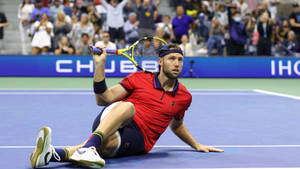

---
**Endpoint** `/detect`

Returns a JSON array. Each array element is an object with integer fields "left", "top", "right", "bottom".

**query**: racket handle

[{"left": 89, "top": 46, "right": 117, "bottom": 55}]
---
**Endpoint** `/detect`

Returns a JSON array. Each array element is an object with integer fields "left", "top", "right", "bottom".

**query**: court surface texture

[{"left": 0, "top": 78, "right": 300, "bottom": 169}]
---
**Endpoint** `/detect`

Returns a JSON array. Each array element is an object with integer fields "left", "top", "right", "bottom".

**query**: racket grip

[{"left": 89, "top": 46, "right": 117, "bottom": 55}]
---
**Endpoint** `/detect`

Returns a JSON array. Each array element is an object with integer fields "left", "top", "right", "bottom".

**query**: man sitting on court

[{"left": 30, "top": 43, "right": 224, "bottom": 168}]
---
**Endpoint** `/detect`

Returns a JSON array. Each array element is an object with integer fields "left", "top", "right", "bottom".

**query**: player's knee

[{"left": 121, "top": 101, "right": 135, "bottom": 117}]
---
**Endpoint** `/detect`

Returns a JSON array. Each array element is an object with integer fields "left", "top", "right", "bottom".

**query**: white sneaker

[
  {"left": 30, "top": 126, "right": 53, "bottom": 168},
  {"left": 70, "top": 146, "right": 105, "bottom": 168},
  {"left": 197, "top": 48, "right": 208, "bottom": 55}
]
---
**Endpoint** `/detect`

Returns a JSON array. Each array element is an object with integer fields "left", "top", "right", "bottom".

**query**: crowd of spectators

[{"left": 15, "top": 0, "right": 300, "bottom": 57}]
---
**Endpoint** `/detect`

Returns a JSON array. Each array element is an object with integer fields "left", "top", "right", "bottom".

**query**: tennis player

[{"left": 30, "top": 43, "right": 224, "bottom": 168}]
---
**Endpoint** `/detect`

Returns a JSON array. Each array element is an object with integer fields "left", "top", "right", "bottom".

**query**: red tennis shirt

[{"left": 120, "top": 71, "right": 192, "bottom": 153}]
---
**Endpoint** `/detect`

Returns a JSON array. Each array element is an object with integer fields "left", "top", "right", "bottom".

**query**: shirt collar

[{"left": 153, "top": 73, "right": 179, "bottom": 96}]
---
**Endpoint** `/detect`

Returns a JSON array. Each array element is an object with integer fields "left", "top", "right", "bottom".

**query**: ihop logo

[{"left": 271, "top": 60, "right": 300, "bottom": 77}]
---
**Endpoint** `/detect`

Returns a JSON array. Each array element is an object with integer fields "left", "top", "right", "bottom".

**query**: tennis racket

[{"left": 89, "top": 37, "right": 167, "bottom": 73}]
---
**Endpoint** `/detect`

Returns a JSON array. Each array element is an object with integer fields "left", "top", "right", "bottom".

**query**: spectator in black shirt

[
  {"left": 289, "top": 3, "right": 300, "bottom": 44},
  {"left": 54, "top": 36, "right": 74, "bottom": 55},
  {"left": 0, "top": 11, "right": 8, "bottom": 54},
  {"left": 257, "top": 11, "right": 273, "bottom": 56}
]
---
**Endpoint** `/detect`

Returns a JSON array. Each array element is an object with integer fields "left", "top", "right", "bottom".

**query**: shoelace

[
  {"left": 89, "top": 146, "right": 99, "bottom": 157},
  {"left": 51, "top": 146, "right": 61, "bottom": 161}
]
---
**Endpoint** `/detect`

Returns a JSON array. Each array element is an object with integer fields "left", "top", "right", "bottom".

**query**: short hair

[
  {"left": 81, "top": 33, "right": 89, "bottom": 38},
  {"left": 289, "top": 30, "right": 295, "bottom": 37},
  {"left": 129, "top": 12, "right": 137, "bottom": 18}
]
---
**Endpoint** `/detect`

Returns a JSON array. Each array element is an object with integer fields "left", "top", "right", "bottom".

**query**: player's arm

[
  {"left": 93, "top": 46, "right": 129, "bottom": 106},
  {"left": 170, "top": 118, "right": 224, "bottom": 153}
]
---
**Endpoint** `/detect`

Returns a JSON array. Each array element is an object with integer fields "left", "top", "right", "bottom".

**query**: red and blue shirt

[{"left": 120, "top": 72, "right": 192, "bottom": 153}]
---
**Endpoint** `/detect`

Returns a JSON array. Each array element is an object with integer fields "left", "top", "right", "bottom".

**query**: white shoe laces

[
  {"left": 51, "top": 145, "right": 61, "bottom": 162},
  {"left": 89, "top": 146, "right": 100, "bottom": 157}
]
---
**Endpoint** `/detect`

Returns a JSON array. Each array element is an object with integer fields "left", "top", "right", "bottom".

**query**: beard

[{"left": 162, "top": 65, "right": 180, "bottom": 80}]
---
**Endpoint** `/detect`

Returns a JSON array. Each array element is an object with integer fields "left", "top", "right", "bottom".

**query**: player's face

[{"left": 159, "top": 53, "right": 184, "bottom": 79}]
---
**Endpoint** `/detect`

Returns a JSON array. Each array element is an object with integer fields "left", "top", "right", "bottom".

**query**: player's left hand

[{"left": 195, "top": 144, "right": 224, "bottom": 153}]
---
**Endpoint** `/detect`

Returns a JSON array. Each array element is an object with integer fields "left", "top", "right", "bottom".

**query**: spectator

[
  {"left": 156, "top": 15, "right": 175, "bottom": 40},
  {"left": 257, "top": 11, "right": 273, "bottom": 56},
  {"left": 275, "top": 19, "right": 290, "bottom": 44},
  {"left": 136, "top": 0, "right": 162, "bottom": 38},
  {"left": 289, "top": 3, "right": 300, "bottom": 44},
  {"left": 87, "top": 4, "right": 102, "bottom": 27},
  {"left": 18, "top": 0, "right": 34, "bottom": 55},
  {"left": 246, "top": 11, "right": 257, "bottom": 55},
  {"left": 227, "top": 6, "right": 247, "bottom": 56},
  {"left": 100, "top": 0, "right": 127, "bottom": 43},
  {"left": 63, "top": 0, "right": 73, "bottom": 17},
  {"left": 124, "top": 12, "right": 139, "bottom": 45},
  {"left": 215, "top": 1, "right": 228, "bottom": 26},
  {"left": 31, "top": 13, "right": 53, "bottom": 54},
  {"left": 50, "top": 0, "right": 64, "bottom": 22},
  {"left": 155, "top": 27, "right": 164, "bottom": 39},
  {"left": 172, "top": 5, "right": 194, "bottom": 44},
  {"left": 53, "top": 11, "right": 71, "bottom": 49},
  {"left": 135, "top": 38, "right": 157, "bottom": 57},
  {"left": 266, "top": 0, "right": 280, "bottom": 20},
  {"left": 95, "top": 32, "right": 116, "bottom": 50},
  {"left": 233, "top": 0, "right": 248, "bottom": 17},
  {"left": 0, "top": 11, "right": 8, "bottom": 54},
  {"left": 54, "top": 36, "right": 74, "bottom": 54},
  {"left": 92, "top": 23, "right": 104, "bottom": 44},
  {"left": 283, "top": 31, "right": 299, "bottom": 56},
  {"left": 179, "top": 34, "right": 194, "bottom": 56},
  {"left": 30, "top": 0, "right": 50, "bottom": 23},
  {"left": 194, "top": 2, "right": 213, "bottom": 43},
  {"left": 75, "top": 33, "right": 90, "bottom": 55},
  {"left": 198, "top": 18, "right": 225, "bottom": 56},
  {"left": 163, "top": 33, "right": 171, "bottom": 43},
  {"left": 71, "top": 4, "right": 82, "bottom": 21},
  {"left": 71, "top": 13, "right": 94, "bottom": 50}
]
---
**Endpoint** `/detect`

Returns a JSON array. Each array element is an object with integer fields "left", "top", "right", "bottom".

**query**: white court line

[
  {"left": 254, "top": 89, "right": 300, "bottom": 101},
  {"left": 1, "top": 145, "right": 300, "bottom": 149}
]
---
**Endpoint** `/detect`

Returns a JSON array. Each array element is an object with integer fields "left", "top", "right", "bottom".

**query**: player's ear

[{"left": 158, "top": 57, "right": 163, "bottom": 67}]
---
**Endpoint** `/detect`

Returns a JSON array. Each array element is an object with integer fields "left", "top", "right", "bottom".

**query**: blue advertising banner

[{"left": 0, "top": 55, "right": 300, "bottom": 78}]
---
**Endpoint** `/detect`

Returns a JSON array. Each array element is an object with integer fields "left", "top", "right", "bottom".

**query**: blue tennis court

[{"left": 0, "top": 89, "right": 300, "bottom": 168}]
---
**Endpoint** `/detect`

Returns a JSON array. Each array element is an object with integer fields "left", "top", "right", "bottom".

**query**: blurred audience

[
  {"left": 75, "top": 33, "right": 90, "bottom": 55},
  {"left": 136, "top": 0, "right": 161, "bottom": 38},
  {"left": 18, "top": 0, "right": 34, "bottom": 54},
  {"left": 95, "top": 32, "right": 116, "bottom": 49},
  {"left": 124, "top": 12, "right": 139, "bottom": 45},
  {"left": 54, "top": 35, "right": 74, "bottom": 54},
  {"left": 179, "top": 34, "right": 194, "bottom": 56},
  {"left": 31, "top": 13, "right": 53, "bottom": 54}
]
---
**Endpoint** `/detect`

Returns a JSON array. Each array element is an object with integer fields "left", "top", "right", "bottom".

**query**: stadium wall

[{"left": 0, "top": 55, "right": 300, "bottom": 78}]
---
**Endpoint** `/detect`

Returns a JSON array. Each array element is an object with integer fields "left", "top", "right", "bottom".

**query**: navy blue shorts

[{"left": 92, "top": 103, "right": 145, "bottom": 157}]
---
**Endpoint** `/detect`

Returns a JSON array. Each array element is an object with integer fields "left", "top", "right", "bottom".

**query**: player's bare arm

[
  {"left": 170, "top": 118, "right": 224, "bottom": 153},
  {"left": 93, "top": 45, "right": 128, "bottom": 105}
]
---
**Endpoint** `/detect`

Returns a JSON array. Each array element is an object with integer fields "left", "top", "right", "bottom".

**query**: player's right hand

[{"left": 92, "top": 45, "right": 107, "bottom": 64}]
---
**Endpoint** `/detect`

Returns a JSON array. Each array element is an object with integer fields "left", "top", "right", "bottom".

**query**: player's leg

[{"left": 70, "top": 101, "right": 135, "bottom": 168}]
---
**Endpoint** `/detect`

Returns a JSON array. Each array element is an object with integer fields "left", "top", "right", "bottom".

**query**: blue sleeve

[
  {"left": 45, "top": 8, "right": 50, "bottom": 17},
  {"left": 30, "top": 9, "right": 36, "bottom": 20},
  {"left": 188, "top": 15, "right": 194, "bottom": 24}
]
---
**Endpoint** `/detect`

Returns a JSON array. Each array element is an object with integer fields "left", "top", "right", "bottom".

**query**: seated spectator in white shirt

[
  {"left": 95, "top": 32, "right": 117, "bottom": 51},
  {"left": 156, "top": 15, "right": 175, "bottom": 40},
  {"left": 179, "top": 34, "right": 194, "bottom": 57},
  {"left": 124, "top": 12, "right": 139, "bottom": 45}
]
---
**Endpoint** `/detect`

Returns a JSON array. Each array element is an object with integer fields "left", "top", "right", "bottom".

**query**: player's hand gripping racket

[{"left": 89, "top": 37, "right": 167, "bottom": 73}]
